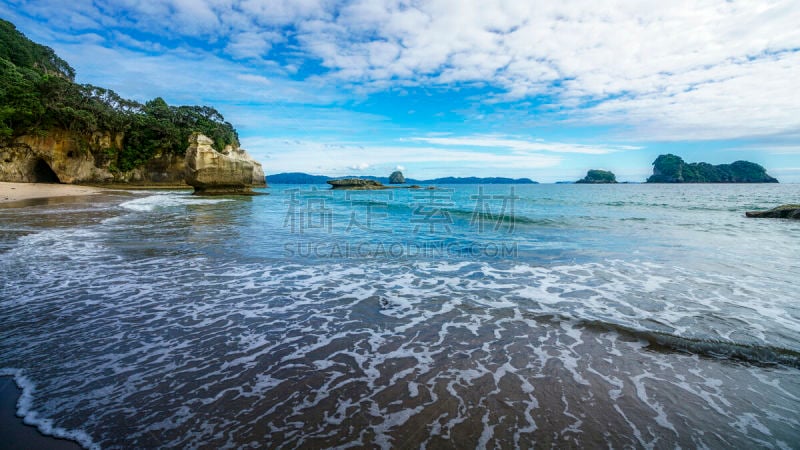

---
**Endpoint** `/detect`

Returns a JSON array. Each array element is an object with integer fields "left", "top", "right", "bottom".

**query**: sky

[{"left": 2, "top": 0, "right": 800, "bottom": 182}]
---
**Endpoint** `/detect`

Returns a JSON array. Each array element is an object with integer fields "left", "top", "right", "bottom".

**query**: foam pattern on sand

[{"left": 1, "top": 221, "right": 799, "bottom": 448}]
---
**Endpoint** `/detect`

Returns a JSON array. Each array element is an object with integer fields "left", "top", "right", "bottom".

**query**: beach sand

[
  {"left": 0, "top": 182, "right": 104, "bottom": 204},
  {"left": 0, "top": 377, "right": 82, "bottom": 450}
]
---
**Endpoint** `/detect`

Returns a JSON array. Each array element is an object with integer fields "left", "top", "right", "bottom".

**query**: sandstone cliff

[
  {"left": 185, "top": 133, "right": 266, "bottom": 194},
  {"left": 0, "top": 129, "right": 188, "bottom": 185}
]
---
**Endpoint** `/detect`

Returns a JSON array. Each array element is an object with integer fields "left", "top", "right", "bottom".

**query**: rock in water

[
  {"left": 647, "top": 154, "right": 778, "bottom": 183},
  {"left": 576, "top": 169, "right": 617, "bottom": 184},
  {"left": 185, "top": 133, "right": 266, "bottom": 195},
  {"left": 389, "top": 170, "right": 405, "bottom": 184},
  {"left": 327, "top": 178, "right": 386, "bottom": 190},
  {"left": 745, "top": 204, "right": 800, "bottom": 219}
]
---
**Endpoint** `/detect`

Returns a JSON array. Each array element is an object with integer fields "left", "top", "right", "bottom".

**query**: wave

[
  {"left": 0, "top": 368, "right": 97, "bottom": 449},
  {"left": 541, "top": 316, "right": 800, "bottom": 369},
  {"left": 120, "top": 193, "right": 234, "bottom": 212},
  {"left": 323, "top": 196, "right": 567, "bottom": 228},
  {"left": 446, "top": 207, "right": 566, "bottom": 227}
]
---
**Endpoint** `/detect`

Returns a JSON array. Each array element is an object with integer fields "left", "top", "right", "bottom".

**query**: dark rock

[
  {"left": 745, "top": 204, "right": 800, "bottom": 219},
  {"left": 327, "top": 178, "right": 386, "bottom": 190},
  {"left": 389, "top": 170, "right": 405, "bottom": 184}
]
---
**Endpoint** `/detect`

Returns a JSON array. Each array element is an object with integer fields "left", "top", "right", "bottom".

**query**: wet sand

[
  {"left": 0, "top": 377, "right": 82, "bottom": 450},
  {"left": 0, "top": 182, "right": 103, "bottom": 204}
]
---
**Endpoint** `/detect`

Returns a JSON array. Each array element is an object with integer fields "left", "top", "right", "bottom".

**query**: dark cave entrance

[{"left": 33, "top": 159, "right": 60, "bottom": 183}]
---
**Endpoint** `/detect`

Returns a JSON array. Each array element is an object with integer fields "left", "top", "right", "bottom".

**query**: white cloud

[
  {"left": 225, "top": 31, "right": 284, "bottom": 59},
  {"left": 10, "top": 0, "right": 800, "bottom": 140},
  {"left": 395, "top": 165, "right": 405, "bottom": 171},
  {"left": 349, "top": 162, "right": 370, "bottom": 170},
  {"left": 410, "top": 135, "right": 639, "bottom": 154}
]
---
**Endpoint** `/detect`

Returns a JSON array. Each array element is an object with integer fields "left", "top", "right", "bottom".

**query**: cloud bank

[{"left": 8, "top": 0, "right": 799, "bottom": 140}]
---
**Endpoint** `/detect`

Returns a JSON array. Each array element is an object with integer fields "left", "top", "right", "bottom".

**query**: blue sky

[{"left": 3, "top": 0, "right": 800, "bottom": 182}]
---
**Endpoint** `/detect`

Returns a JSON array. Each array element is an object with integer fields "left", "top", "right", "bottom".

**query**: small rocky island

[
  {"left": 389, "top": 170, "right": 405, "bottom": 184},
  {"left": 646, "top": 154, "right": 778, "bottom": 183},
  {"left": 576, "top": 169, "right": 617, "bottom": 184},
  {"left": 745, "top": 205, "right": 800, "bottom": 219},
  {"left": 327, "top": 178, "right": 387, "bottom": 190},
  {"left": 185, "top": 133, "right": 265, "bottom": 195}
]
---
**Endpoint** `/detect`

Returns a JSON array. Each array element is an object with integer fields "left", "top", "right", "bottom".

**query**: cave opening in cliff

[{"left": 32, "top": 159, "right": 61, "bottom": 183}]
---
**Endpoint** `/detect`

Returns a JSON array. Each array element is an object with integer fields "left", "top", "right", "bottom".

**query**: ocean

[{"left": 1, "top": 183, "right": 799, "bottom": 448}]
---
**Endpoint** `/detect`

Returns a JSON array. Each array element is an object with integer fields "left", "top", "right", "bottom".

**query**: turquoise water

[{"left": 1, "top": 183, "right": 799, "bottom": 448}]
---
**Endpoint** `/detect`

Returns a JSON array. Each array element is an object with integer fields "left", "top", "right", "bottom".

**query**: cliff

[
  {"left": 576, "top": 169, "right": 617, "bottom": 184},
  {"left": 647, "top": 154, "right": 778, "bottom": 183},
  {"left": 0, "top": 129, "right": 187, "bottom": 184},
  {"left": 0, "top": 19, "right": 256, "bottom": 186}
]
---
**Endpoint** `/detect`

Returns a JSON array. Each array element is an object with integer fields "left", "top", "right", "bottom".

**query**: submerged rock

[
  {"left": 327, "top": 178, "right": 386, "bottom": 190},
  {"left": 185, "top": 133, "right": 266, "bottom": 195},
  {"left": 389, "top": 170, "right": 405, "bottom": 184},
  {"left": 745, "top": 204, "right": 800, "bottom": 219}
]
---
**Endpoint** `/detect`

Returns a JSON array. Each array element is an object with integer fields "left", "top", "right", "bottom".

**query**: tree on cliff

[{"left": 0, "top": 18, "right": 239, "bottom": 173}]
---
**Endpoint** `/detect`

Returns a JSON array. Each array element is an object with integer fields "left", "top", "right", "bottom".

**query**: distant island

[
  {"left": 646, "top": 154, "right": 778, "bottom": 183},
  {"left": 267, "top": 172, "right": 538, "bottom": 185},
  {"left": 576, "top": 169, "right": 617, "bottom": 184}
]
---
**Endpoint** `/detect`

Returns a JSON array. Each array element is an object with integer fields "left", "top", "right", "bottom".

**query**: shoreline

[
  {"left": 0, "top": 182, "right": 196, "bottom": 206},
  {"left": 0, "top": 182, "right": 105, "bottom": 204},
  {"left": 0, "top": 377, "right": 83, "bottom": 450}
]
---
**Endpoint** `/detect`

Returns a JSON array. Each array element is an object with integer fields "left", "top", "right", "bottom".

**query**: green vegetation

[
  {"left": 647, "top": 154, "right": 778, "bottom": 183},
  {"left": 0, "top": 19, "right": 238, "bottom": 172},
  {"left": 576, "top": 169, "right": 617, "bottom": 184}
]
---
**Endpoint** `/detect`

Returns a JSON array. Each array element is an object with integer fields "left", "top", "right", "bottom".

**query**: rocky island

[
  {"left": 576, "top": 169, "right": 617, "bottom": 184},
  {"left": 646, "top": 154, "right": 778, "bottom": 183},
  {"left": 0, "top": 19, "right": 264, "bottom": 190},
  {"left": 327, "top": 178, "right": 387, "bottom": 190},
  {"left": 389, "top": 170, "right": 405, "bottom": 184},
  {"left": 745, "top": 205, "right": 800, "bottom": 219}
]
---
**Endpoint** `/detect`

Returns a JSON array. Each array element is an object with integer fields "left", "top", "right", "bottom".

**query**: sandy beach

[{"left": 0, "top": 182, "right": 104, "bottom": 204}]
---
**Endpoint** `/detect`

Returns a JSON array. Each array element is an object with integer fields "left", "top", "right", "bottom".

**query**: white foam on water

[
  {"left": 0, "top": 369, "right": 99, "bottom": 450},
  {"left": 2, "top": 230, "right": 800, "bottom": 448},
  {"left": 119, "top": 193, "right": 233, "bottom": 212}
]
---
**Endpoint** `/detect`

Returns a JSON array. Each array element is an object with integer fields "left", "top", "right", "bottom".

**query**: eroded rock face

[
  {"left": 0, "top": 129, "right": 188, "bottom": 185},
  {"left": 1, "top": 130, "right": 117, "bottom": 183},
  {"left": 185, "top": 133, "right": 266, "bottom": 194},
  {"left": 327, "top": 178, "right": 386, "bottom": 190},
  {"left": 745, "top": 204, "right": 800, "bottom": 219}
]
